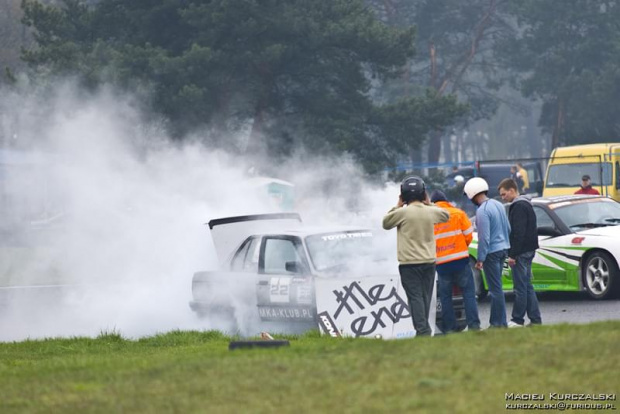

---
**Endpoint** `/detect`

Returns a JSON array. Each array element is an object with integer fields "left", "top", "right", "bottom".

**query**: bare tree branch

[{"left": 441, "top": 0, "right": 498, "bottom": 95}]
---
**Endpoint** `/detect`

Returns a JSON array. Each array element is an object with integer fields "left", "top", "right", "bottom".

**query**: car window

[
  {"left": 306, "top": 231, "right": 374, "bottom": 272},
  {"left": 231, "top": 238, "right": 251, "bottom": 271},
  {"left": 244, "top": 237, "right": 260, "bottom": 271},
  {"left": 263, "top": 238, "right": 302, "bottom": 274},
  {"left": 546, "top": 163, "right": 612, "bottom": 187},
  {"left": 533, "top": 206, "right": 555, "bottom": 229},
  {"left": 554, "top": 199, "right": 620, "bottom": 229},
  {"left": 230, "top": 236, "right": 261, "bottom": 272}
]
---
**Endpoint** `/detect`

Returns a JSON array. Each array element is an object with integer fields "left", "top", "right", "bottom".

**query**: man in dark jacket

[{"left": 497, "top": 178, "right": 542, "bottom": 327}]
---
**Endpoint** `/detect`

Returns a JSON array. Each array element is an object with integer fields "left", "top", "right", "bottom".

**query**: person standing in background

[
  {"left": 464, "top": 177, "right": 511, "bottom": 328},
  {"left": 575, "top": 174, "right": 600, "bottom": 195},
  {"left": 430, "top": 190, "right": 480, "bottom": 332},
  {"left": 497, "top": 178, "right": 542, "bottom": 328},
  {"left": 516, "top": 163, "right": 530, "bottom": 193},
  {"left": 383, "top": 176, "right": 449, "bottom": 337},
  {"left": 510, "top": 165, "right": 524, "bottom": 193}
]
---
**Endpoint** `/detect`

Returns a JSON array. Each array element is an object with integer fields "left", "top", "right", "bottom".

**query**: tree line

[{"left": 2, "top": 0, "right": 620, "bottom": 173}]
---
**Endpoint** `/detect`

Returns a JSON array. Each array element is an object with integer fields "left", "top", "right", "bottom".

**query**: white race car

[
  {"left": 470, "top": 195, "right": 620, "bottom": 300},
  {"left": 190, "top": 213, "right": 466, "bottom": 337}
]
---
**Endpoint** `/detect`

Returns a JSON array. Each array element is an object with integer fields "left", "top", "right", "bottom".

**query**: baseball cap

[{"left": 582, "top": 174, "right": 591, "bottom": 180}]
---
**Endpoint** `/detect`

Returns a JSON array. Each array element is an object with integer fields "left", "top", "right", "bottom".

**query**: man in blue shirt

[{"left": 464, "top": 177, "right": 511, "bottom": 328}]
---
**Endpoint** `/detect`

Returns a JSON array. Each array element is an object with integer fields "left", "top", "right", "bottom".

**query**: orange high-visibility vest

[{"left": 433, "top": 201, "right": 474, "bottom": 265}]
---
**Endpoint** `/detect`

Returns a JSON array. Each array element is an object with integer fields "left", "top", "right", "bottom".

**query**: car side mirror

[
  {"left": 285, "top": 261, "right": 305, "bottom": 274},
  {"left": 537, "top": 226, "right": 562, "bottom": 238}
]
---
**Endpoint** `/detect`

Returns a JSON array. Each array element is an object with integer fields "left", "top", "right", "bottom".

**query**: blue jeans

[
  {"left": 438, "top": 262, "right": 480, "bottom": 332},
  {"left": 511, "top": 251, "right": 542, "bottom": 325},
  {"left": 483, "top": 250, "right": 508, "bottom": 327}
]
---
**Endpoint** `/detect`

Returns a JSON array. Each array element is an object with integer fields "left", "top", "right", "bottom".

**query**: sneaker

[{"left": 508, "top": 321, "right": 524, "bottom": 328}]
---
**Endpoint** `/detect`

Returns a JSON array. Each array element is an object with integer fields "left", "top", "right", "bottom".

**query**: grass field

[{"left": 1, "top": 321, "right": 618, "bottom": 413}]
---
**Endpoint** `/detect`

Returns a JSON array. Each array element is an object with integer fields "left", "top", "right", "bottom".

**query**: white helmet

[
  {"left": 463, "top": 177, "right": 489, "bottom": 200},
  {"left": 453, "top": 174, "right": 464, "bottom": 183}
]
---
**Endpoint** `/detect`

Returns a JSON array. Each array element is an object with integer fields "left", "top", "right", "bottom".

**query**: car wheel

[
  {"left": 197, "top": 304, "right": 239, "bottom": 333},
  {"left": 471, "top": 257, "right": 488, "bottom": 300},
  {"left": 583, "top": 251, "right": 619, "bottom": 300}
]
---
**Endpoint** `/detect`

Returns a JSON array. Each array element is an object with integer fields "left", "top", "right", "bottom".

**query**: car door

[
  {"left": 191, "top": 236, "right": 262, "bottom": 326},
  {"left": 256, "top": 236, "right": 315, "bottom": 322},
  {"left": 531, "top": 205, "right": 569, "bottom": 287}
]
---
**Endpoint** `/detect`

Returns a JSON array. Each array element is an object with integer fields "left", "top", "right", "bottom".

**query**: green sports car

[{"left": 469, "top": 195, "right": 620, "bottom": 300}]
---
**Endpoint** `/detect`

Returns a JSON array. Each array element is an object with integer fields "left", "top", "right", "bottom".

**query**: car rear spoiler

[{"left": 208, "top": 213, "right": 301, "bottom": 229}]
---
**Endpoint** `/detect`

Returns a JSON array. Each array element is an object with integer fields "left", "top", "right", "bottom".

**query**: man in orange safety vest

[{"left": 431, "top": 190, "right": 481, "bottom": 332}]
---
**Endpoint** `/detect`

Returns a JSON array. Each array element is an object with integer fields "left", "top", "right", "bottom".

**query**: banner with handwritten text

[{"left": 315, "top": 275, "right": 436, "bottom": 339}]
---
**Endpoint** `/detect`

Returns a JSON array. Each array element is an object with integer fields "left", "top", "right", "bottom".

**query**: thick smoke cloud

[{"left": 0, "top": 83, "right": 399, "bottom": 341}]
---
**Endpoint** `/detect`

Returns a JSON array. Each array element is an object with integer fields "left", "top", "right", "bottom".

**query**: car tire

[
  {"left": 195, "top": 304, "right": 240, "bottom": 333},
  {"left": 583, "top": 251, "right": 620, "bottom": 300},
  {"left": 471, "top": 257, "right": 488, "bottom": 301},
  {"left": 229, "top": 340, "right": 290, "bottom": 350}
]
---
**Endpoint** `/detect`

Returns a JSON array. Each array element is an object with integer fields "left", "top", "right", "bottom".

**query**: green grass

[{"left": 1, "top": 322, "right": 618, "bottom": 414}]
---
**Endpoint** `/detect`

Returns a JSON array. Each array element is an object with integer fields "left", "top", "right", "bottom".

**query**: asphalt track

[
  {"left": 476, "top": 291, "right": 620, "bottom": 327},
  {"left": 0, "top": 286, "right": 618, "bottom": 342}
]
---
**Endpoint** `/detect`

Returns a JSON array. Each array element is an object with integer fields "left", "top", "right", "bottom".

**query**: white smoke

[{"left": 0, "top": 82, "right": 399, "bottom": 341}]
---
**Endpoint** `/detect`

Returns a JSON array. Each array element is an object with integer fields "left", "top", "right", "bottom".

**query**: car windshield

[
  {"left": 305, "top": 231, "right": 375, "bottom": 272},
  {"left": 553, "top": 199, "right": 620, "bottom": 230},
  {"left": 546, "top": 163, "right": 612, "bottom": 187}
]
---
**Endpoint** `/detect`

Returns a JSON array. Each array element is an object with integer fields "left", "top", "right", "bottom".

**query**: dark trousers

[{"left": 399, "top": 263, "right": 435, "bottom": 336}]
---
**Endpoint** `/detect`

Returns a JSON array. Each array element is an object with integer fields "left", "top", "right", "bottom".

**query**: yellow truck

[{"left": 543, "top": 143, "right": 620, "bottom": 200}]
